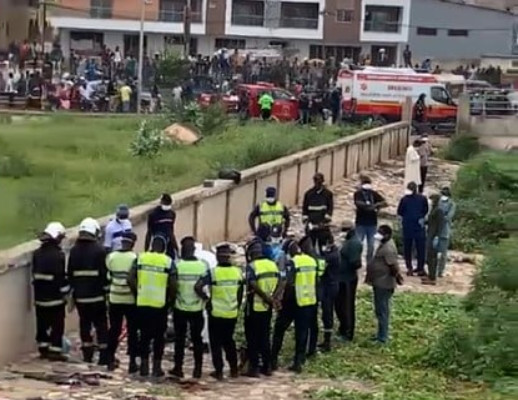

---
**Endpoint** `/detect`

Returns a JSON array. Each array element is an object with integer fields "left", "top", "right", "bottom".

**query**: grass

[
  {"left": 274, "top": 291, "right": 515, "bottom": 400},
  {"left": 0, "top": 115, "right": 356, "bottom": 249}
]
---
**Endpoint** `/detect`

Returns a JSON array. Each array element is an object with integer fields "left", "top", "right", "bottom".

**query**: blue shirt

[
  {"left": 104, "top": 218, "right": 133, "bottom": 251},
  {"left": 397, "top": 194, "right": 429, "bottom": 233}
]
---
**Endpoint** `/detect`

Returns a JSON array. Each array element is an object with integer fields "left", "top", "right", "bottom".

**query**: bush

[
  {"left": 0, "top": 139, "right": 33, "bottom": 178},
  {"left": 442, "top": 134, "right": 481, "bottom": 162},
  {"left": 129, "top": 120, "right": 169, "bottom": 158}
]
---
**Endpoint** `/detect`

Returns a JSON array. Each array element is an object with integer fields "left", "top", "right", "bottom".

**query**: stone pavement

[{"left": 0, "top": 155, "right": 476, "bottom": 400}]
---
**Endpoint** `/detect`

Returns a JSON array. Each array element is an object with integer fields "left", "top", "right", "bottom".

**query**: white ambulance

[{"left": 336, "top": 66, "right": 457, "bottom": 124}]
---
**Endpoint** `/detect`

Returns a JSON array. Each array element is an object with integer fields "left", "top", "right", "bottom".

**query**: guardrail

[{"left": 0, "top": 122, "right": 409, "bottom": 365}]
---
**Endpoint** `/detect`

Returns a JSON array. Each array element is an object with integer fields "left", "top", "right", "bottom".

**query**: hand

[
  {"left": 432, "top": 237, "right": 439, "bottom": 250},
  {"left": 302, "top": 215, "right": 309, "bottom": 224},
  {"left": 418, "top": 218, "right": 425, "bottom": 227},
  {"left": 396, "top": 273, "right": 404, "bottom": 285}
]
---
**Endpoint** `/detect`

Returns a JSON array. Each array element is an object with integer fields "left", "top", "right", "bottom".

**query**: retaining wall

[{"left": 0, "top": 122, "right": 409, "bottom": 365}]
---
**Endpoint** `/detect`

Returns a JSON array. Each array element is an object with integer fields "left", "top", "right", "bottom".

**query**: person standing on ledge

[{"left": 145, "top": 194, "right": 179, "bottom": 259}]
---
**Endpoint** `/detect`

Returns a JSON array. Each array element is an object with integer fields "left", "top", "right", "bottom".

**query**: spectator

[
  {"left": 404, "top": 140, "right": 422, "bottom": 189},
  {"left": 416, "top": 134, "right": 433, "bottom": 193},
  {"left": 437, "top": 187, "right": 456, "bottom": 278},
  {"left": 119, "top": 82, "right": 132, "bottom": 113},
  {"left": 414, "top": 94, "right": 427, "bottom": 123},
  {"left": 422, "top": 194, "right": 445, "bottom": 285},
  {"left": 403, "top": 45, "right": 412, "bottom": 68}
]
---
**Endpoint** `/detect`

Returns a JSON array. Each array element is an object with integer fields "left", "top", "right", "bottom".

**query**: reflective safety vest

[
  {"left": 106, "top": 251, "right": 137, "bottom": 304},
  {"left": 293, "top": 254, "right": 318, "bottom": 307},
  {"left": 136, "top": 252, "right": 172, "bottom": 308},
  {"left": 258, "top": 201, "right": 284, "bottom": 226},
  {"left": 317, "top": 258, "right": 326, "bottom": 278},
  {"left": 251, "top": 258, "right": 279, "bottom": 312},
  {"left": 210, "top": 265, "right": 243, "bottom": 319},
  {"left": 174, "top": 259, "right": 207, "bottom": 312}
]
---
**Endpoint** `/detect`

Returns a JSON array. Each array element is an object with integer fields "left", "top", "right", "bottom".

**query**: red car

[{"left": 199, "top": 83, "right": 299, "bottom": 121}]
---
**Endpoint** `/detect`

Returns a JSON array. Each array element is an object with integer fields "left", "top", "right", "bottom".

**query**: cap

[
  {"left": 160, "top": 193, "right": 172, "bottom": 205},
  {"left": 341, "top": 220, "right": 354, "bottom": 231},
  {"left": 116, "top": 204, "right": 130, "bottom": 219},
  {"left": 121, "top": 231, "right": 137, "bottom": 243},
  {"left": 265, "top": 186, "right": 277, "bottom": 197},
  {"left": 215, "top": 242, "right": 232, "bottom": 255},
  {"left": 44, "top": 222, "right": 66, "bottom": 239},
  {"left": 79, "top": 217, "right": 100, "bottom": 236}
]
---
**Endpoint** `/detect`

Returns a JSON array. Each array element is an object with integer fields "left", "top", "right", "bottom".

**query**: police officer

[
  {"left": 195, "top": 243, "right": 243, "bottom": 380},
  {"left": 248, "top": 186, "right": 290, "bottom": 239},
  {"left": 32, "top": 222, "right": 69, "bottom": 361},
  {"left": 288, "top": 241, "right": 319, "bottom": 373},
  {"left": 302, "top": 173, "right": 334, "bottom": 255},
  {"left": 170, "top": 237, "right": 207, "bottom": 379},
  {"left": 145, "top": 193, "right": 179, "bottom": 259},
  {"left": 106, "top": 231, "right": 139, "bottom": 372},
  {"left": 128, "top": 236, "right": 175, "bottom": 377},
  {"left": 244, "top": 241, "right": 280, "bottom": 377},
  {"left": 68, "top": 218, "right": 109, "bottom": 364}
]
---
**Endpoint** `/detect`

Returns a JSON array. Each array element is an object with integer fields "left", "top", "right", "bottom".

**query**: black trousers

[
  {"left": 35, "top": 305, "right": 65, "bottom": 354},
  {"left": 261, "top": 108, "right": 271, "bottom": 120},
  {"left": 321, "top": 282, "right": 339, "bottom": 334},
  {"left": 245, "top": 309, "right": 272, "bottom": 371},
  {"left": 76, "top": 302, "right": 108, "bottom": 350},
  {"left": 335, "top": 279, "right": 358, "bottom": 341},
  {"left": 419, "top": 166, "right": 428, "bottom": 193},
  {"left": 209, "top": 316, "right": 238, "bottom": 374},
  {"left": 271, "top": 292, "right": 296, "bottom": 363},
  {"left": 107, "top": 303, "right": 139, "bottom": 359},
  {"left": 173, "top": 309, "right": 204, "bottom": 371},
  {"left": 294, "top": 305, "right": 314, "bottom": 366},
  {"left": 307, "top": 226, "right": 331, "bottom": 256},
  {"left": 307, "top": 303, "right": 318, "bottom": 354},
  {"left": 138, "top": 306, "right": 168, "bottom": 360}
]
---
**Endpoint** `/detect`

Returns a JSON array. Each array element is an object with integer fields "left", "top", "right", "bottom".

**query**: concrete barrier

[{"left": 0, "top": 122, "right": 409, "bottom": 365}]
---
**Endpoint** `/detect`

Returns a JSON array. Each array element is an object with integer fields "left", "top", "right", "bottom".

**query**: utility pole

[
  {"left": 137, "top": 0, "right": 146, "bottom": 114},
  {"left": 183, "top": 0, "right": 192, "bottom": 58},
  {"left": 39, "top": 0, "right": 47, "bottom": 56}
]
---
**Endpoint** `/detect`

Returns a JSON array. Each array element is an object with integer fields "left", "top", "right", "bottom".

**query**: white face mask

[
  {"left": 405, "top": 189, "right": 413, "bottom": 195},
  {"left": 265, "top": 197, "right": 276, "bottom": 204},
  {"left": 161, "top": 205, "right": 172, "bottom": 211},
  {"left": 361, "top": 184, "right": 373, "bottom": 190},
  {"left": 440, "top": 195, "right": 449, "bottom": 201},
  {"left": 374, "top": 232, "right": 384, "bottom": 241}
]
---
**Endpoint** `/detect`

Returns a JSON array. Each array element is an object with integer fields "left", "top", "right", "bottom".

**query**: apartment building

[{"left": 0, "top": 0, "right": 41, "bottom": 48}]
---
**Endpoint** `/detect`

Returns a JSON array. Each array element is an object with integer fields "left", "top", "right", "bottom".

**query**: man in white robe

[{"left": 404, "top": 140, "right": 422, "bottom": 189}]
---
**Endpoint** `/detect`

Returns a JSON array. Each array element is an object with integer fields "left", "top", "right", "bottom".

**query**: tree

[{"left": 156, "top": 52, "right": 191, "bottom": 87}]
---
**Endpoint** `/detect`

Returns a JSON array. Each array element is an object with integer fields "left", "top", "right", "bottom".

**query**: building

[
  {"left": 408, "top": 0, "right": 518, "bottom": 67},
  {"left": 0, "top": 0, "right": 41, "bottom": 48}
]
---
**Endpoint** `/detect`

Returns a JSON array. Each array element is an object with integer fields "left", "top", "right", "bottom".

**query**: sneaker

[
  {"left": 192, "top": 367, "right": 202, "bottom": 379},
  {"left": 260, "top": 367, "right": 273, "bottom": 377},
  {"left": 230, "top": 368, "right": 239, "bottom": 378},
  {"left": 288, "top": 364, "right": 302, "bottom": 374},
  {"left": 421, "top": 278, "right": 437, "bottom": 286},
  {"left": 168, "top": 368, "right": 184, "bottom": 379},
  {"left": 243, "top": 369, "right": 260, "bottom": 378},
  {"left": 210, "top": 371, "right": 224, "bottom": 381}
]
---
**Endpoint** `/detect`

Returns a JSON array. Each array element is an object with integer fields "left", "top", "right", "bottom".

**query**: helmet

[
  {"left": 79, "top": 217, "right": 100, "bottom": 236},
  {"left": 44, "top": 222, "right": 66, "bottom": 239}
]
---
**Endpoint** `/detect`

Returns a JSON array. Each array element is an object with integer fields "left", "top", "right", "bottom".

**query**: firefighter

[
  {"left": 67, "top": 217, "right": 110, "bottom": 364},
  {"left": 170, "top": 237, "right": 207, "bottom": 379},
  {"left": 128, "top": 235, "right": 175, "bottom": 377},
  {"left": 32, "top": 222, "right": 69, "bottom": 361},
  {"left": 106, "top": 231, "right": 139, "bottom": 372}
]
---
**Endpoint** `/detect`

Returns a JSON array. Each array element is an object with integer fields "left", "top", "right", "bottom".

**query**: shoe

[
  {"left": 192, "top": 367, "right": 202, "bottom": 379},
  {"left": 413, "top": 269, "right": 427, "bottom": 277},
  {"left": 169, "top": 367, "right": 184, "bottom": 379},
  {"left": 406, "top": 270, "right": 414, "bottom": 277},
  {"left": 98, "top": 350, "right": 109, "bottom": 366},
  {"left": 152, "top": 359, "right": 165, "bottom": 378},
  {"left": 128, "top": 358, "right": 139, "bottom": 374},
  {"left": 288, "top": 364, "right": 302, "bottom": 374},
  {"left": 140, "top": 358, "right": 150, "bottom": 377},
  {"left": 47, "top": 352, "right": 68, "bottom": 362},
  {"left": 38, "top": 347, "right": 49, "bottom": 359},
  {"left": 260, "top": 367, "right": 273, "bottom": 377},
  {"left": 230, "top": 368, "right": 239, "bottom": 378},
  {"left": 81, "top": 347, "right": 94, "bottom": 363},
  {"left": 421, "top": 277, "right": 437, "bottom": 286},
  {"left": 243, "top": 368, "right": 260, "bottom": 378},
  {"left": 271, "top": 359, "right": 278, "bottom": 371},
  {"left": 210, "top": 371, "right": 224, "bottom": 381},
  {"left": 306, "top": 351, "right": 317, "bottom": 359}
]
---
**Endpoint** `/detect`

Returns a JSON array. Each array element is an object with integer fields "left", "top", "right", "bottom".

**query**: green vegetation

[
  {"left": 0, "top": 115, "right": 358, "bottom": 248},
  {"left": 441, "top": 133, "right": 481, "bottom": 162},
  {"left": 297, "top": 292, "right": 513, "bottom": 400}
]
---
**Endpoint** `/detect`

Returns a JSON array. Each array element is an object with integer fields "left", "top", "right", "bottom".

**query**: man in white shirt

[{"left": 103, "top": 204, "right": 133, "bottom": 253}]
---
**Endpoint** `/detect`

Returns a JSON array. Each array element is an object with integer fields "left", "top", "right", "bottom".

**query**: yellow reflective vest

[
  {"left": 293, "top": 254, "right": 318, "bottom": 307},
  {"left": 251, "top": 258, "right": 279, "bottom": 312},
  {"left": 258, "top": 201, "right": 284, "bottom": 226},
  {"left": 136, "top": 252, "right": 172, "bottom": 308},
  {"left": 106, "top": 250, "right": 137, "bottom": 304},
  {"left": 210, "top": 265, "right": 243, "bottom": 319},
  {"left": 174, "top": 259, "right": 207, "bottom": 312}
]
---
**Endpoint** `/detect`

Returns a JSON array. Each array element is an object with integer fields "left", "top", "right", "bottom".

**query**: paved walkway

[{"left": 0, "top": 156, "right": 476, "bottom": 400}]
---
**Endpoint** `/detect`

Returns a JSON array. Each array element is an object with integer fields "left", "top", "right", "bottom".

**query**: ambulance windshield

[{"left": 431, "top": 86, "right": 454, "bottom": 105}]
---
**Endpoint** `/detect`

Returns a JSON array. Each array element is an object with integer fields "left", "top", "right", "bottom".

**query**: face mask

[
  {"left": 405, "top": 189, "right": 413, "bottom": 196},
  {"left": 374, "top": 233, "right": 384, "bottom": 241},
  {"left": 161, "top": 205, "right": 172, "bottom": 211},
  {"left": 361, "top": 184, "right": 372, "bottom": 190},
  {"left": 265, "top": 197, "right": 276, "bottom": 204},
  {"left": 440, "top": 195, "right": 449, "bottom": 201}
]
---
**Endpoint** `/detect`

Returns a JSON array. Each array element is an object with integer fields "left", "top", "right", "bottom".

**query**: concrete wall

[{"left": 0, "top": 122, "right": 409, "bottom": 365}]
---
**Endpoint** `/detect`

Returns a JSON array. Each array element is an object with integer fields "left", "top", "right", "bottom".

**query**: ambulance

[{"left": 337, "top": 66, "right": 457, "bottom": 125}]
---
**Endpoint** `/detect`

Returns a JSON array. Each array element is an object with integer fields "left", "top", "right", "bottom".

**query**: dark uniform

[
  {"left": 302, "top": 183, "right": 333, "bottom": 255},
  {"left": 32, "top": 238, "right": 69, "bottom": 360},
  {"left": 68, "top": 233, "right": 110, "bottom": 364},
  {"left": 145, "top": 204, "right": 178, "bottom": 259},
  {"left": 319, "top": 244, "right": 341, "bottom": 351}
]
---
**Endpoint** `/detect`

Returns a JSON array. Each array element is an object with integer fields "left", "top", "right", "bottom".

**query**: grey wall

[{"left": 408, "top": 0, "right": 516, "bottom": 62}]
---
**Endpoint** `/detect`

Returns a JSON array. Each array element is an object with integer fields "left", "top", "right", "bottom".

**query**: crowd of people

[{"left": 31, "top": 145, "right": 456, "bottom": 381}]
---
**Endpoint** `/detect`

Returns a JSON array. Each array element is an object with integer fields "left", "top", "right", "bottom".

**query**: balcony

[
  {"left": 90, "top": 6, "right": 112, "bottom": 19},
  {"left": 159, "top": 10, "right": 202, "bottom": 22},
  {"left": 231, "top": 0, "right": 265, "bottom": 26},
  {"left": 364, "top": 5, "right": 401, "bottom": 33},
  {"left": 159, "top": 0, "right": 202, "bottom": 23},
  {"left": 280, "top": 2, "right": 319, "bottom": 30}
]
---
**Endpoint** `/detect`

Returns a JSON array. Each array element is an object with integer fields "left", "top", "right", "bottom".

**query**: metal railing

[
  {"left": 159, "top": 10, "right": 202, "bottom": 22},
  {"left": 363, "top": 20, "right": 400, "bottom": 33},
  {"left": 231, "top": 14, "right": 265, "bottom": 26},
  {"left": 279, "top": 17, "right": 318, "bottom": 29}
]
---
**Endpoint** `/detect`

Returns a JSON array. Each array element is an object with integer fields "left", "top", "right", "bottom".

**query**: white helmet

[
  {"left": 44, "top": 222, "right": 66, "bottom": 239},
  {"left": 79, "top": 217, "right": 100, "bottom": 236}
]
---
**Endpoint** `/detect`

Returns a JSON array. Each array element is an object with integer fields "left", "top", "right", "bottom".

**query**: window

[
  {"left": 231, "top": 0, "right": 265, "bottom": 26},
  {"left": 448, "top": 29, "right": 468, "bottom": 37},
  {"left": 364, "top": 5, "right": 401, "bottom": 33},
  {"left": 70, "top": 31, "right": 104, "bottom": 53},
  {"left": 431, "top": 86, "right": 453, "bottom": 105},
  {"left": 159, "top": 0, "right": 202, "bottom": 22},
  {"left": 417, "top": 27, "right": 437, "bottom": 36},
  {"left": 336, "top": 9, "right": 353, "bottom": 23},
  {"left": 215, "top": 38, "right": 246, "bottom": 49},
  {"left": 280, "top": 2, "right": 319, "bottom": 29},
  {"left": 90, "top": 0, "right": 112, "bottom": 19}
]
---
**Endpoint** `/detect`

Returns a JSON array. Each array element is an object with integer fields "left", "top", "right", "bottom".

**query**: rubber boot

[
  {"left": 152, "top": 359, "right": 165, "bottom": 378},
  {"left": 140, "top": 357, "right": 150, "bottom": 377},
  {"left": 98, "top": 349, "right": 109, "bottom": 366},
  {"left": 38, "top": 346, "right": 49, "bottom": 359},
  {"left": 81, "top": 347, "right": 94, "bottom": 363},
  {"left": 128, "top": 356, "right": 139, "bottom": 374}
]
